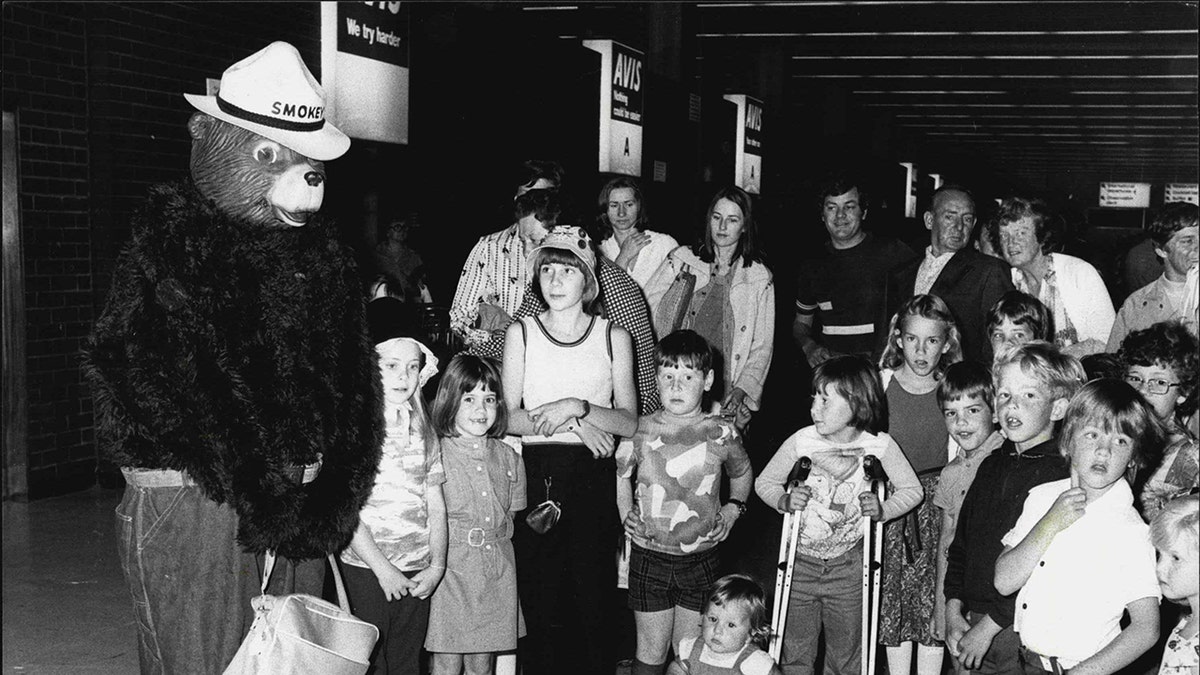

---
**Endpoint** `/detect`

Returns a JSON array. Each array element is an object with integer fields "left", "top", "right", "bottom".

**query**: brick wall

[
  {"left": 2, "top": 2, "right": 321, "bottom": 498},
  {"left": 3, "top": 2, "right": 94, "bottom": 498}
]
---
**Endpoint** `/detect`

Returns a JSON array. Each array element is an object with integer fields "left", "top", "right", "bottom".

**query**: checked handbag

[{"left": 224, "top": 552, "right": 378, "bottom": 675}]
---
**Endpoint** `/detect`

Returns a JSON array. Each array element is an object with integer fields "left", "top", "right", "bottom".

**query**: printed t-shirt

[{"left": 617, "top": 411, "right": 751, "bottom": 554}]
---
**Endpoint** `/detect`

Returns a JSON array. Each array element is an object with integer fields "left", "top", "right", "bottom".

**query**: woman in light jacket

[
  {"left": 594, "top": 175, "right": 679, "bottom": 292},
  {"left": 644, "top": 186, "right": 775, "bottom": 429},
  {"left": 992, "top": 196, "right": 1115, "bottom": 358}
]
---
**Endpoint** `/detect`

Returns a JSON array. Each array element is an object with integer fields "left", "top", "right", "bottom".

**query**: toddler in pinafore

[
  {"left": 668, "top": 574, "right": 783, "bottom": 675},
  {"left": 425, "top": 354, "right": 527, "bottom": 675}
]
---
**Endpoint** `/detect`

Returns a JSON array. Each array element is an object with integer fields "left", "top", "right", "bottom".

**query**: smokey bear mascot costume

[{"left": 84, "top": 42, "right": 384, "bottom": 674}]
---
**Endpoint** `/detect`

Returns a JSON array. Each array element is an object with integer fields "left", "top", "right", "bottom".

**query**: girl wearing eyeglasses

[{"left": 1117, "top": 320, "right": 1199, "bottom": 521}]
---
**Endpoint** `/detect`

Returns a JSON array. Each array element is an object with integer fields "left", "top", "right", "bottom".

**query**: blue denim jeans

[
  {"left": 780, "top": 542, "right": 864, "bottom": 675},
  {"left": 115, "top": 469, "right": 324, "bottom": 674}
]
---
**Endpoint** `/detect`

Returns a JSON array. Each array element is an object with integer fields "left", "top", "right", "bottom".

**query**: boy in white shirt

[{"left": 994, "top": 379, "right": 1166, "bottom": 674}]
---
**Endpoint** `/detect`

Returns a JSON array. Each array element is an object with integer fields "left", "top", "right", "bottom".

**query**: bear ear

[{"left": 187, "top": 112, "right": 215, "bottom": 140}]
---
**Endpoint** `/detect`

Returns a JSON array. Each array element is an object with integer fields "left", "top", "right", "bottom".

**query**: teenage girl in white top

[{"left": 501, "top": 225, "right": 637, "bottom": 675}]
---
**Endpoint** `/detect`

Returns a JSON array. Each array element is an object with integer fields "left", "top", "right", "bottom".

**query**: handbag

[
  {"left": 223, "top": 552, "right": 379, "bottom": 675},
  {"left": 653, "top": 268, "right": 697, "bottom": 338},
  {"left": 524, "top": 477, "right": 562, "bottom": 534}
]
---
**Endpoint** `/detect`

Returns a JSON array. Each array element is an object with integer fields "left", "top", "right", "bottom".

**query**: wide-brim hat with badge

[
  {"left": 184, "top": 41, "right": 350, "bottom": 161},
  {"left": 527, "top": 225, "right": 599, "bottom": 290}
]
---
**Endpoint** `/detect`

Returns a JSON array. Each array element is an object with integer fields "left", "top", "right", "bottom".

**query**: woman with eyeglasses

[{"left": 1117, "top": 320, "right": 1199, "bottom": 521}]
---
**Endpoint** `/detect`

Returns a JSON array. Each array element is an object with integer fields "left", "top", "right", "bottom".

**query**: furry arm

[{"left": 84, "top": 183, "right": 383, "bottom": 558}]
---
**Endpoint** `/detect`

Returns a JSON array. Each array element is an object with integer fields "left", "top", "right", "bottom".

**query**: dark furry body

[{"left": 84, "top": 182, "right": 383, "bottom": 559}]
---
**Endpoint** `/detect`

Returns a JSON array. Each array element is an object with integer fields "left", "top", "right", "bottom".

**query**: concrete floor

[
  {"left": 3, "top": 487, "right": 140, "bottom": 673},
  {"left": 0, "top": 484, "right": 781, "bottom": 675},
  {"left": 0, "top": 350, "right": 795, "bottom": 675}
]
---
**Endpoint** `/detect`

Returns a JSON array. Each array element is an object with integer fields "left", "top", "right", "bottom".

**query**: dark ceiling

[{"left": 517, "top": 1, "right": 1198, "bottom": 196}]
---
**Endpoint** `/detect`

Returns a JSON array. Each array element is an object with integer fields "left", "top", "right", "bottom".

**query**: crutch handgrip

[
  {"left": 786, "top": 456, "right": 812, "bottom": 490},
  {"left": 862, "top": 453, "right": 889, "bottom": 485}
]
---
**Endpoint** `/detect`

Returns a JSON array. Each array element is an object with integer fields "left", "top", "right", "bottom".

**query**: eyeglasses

[{"left": 1125, "top": 374, "right": 1181, "bottom": 396}]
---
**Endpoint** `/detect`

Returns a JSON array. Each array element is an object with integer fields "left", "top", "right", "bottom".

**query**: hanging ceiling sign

[
  {"left": 321, "top": 1, "right": 409, "bottom": 145},
  {"left": 1098, "top": 182, "right": 1151, "bottom": 208},
  {"left": 583, "top": 39, "right": 644, "bottom": 177},
  {"left": 1165, "top": 183, "right": 1199, "bottom": 205},
  {"left": 723, "top": 94, "right": 763, "bottom": 195}
]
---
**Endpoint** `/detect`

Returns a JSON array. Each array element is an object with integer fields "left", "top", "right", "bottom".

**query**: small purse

[
  {"left": 223, "top": 553, "right": 379, "bottom": 675},
  {"left": 653, "top": 268, "right": 697, "bottom": 338},
  {"left": 524, "top": 477, "right": 562, "bottom": 534}
]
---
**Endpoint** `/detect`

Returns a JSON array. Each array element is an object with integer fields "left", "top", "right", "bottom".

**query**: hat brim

[
  {"left": 185, "top": 94, "right": 350, "bottom": 162},
  {"left": 527, "top": 243, "right": 599, "bottom": 291}
]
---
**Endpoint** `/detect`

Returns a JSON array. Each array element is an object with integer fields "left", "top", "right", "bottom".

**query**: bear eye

[{"left": 254, "top": 144, "right": 278, "bottom": 164}]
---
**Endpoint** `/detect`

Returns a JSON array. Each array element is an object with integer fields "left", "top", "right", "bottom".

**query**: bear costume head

[{"left": 184, "top": 41, "right": 350, "bottom": 227}]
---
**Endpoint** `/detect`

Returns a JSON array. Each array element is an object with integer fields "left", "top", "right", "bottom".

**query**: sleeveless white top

[{"left": 519, "top": 314, "right": 614, "bottom": 445}]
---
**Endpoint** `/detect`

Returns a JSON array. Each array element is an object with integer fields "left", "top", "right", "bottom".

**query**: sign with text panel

[
  {"left": 583, "top": 39, "right": 643, "bottom": 176},
  {"left": 321, "top": 2, "right": 409, "bottom": 145},
  {"left": 1098, "top": 182, "right": 1151, "bottom": 208},
  {"left": 1165, "top": 183, "right": 1199, "bottom": 205}
]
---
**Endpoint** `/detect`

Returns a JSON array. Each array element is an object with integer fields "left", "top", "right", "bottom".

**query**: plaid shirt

[{"left": 470, "top": 256, "right": 660, "bottom": 415}]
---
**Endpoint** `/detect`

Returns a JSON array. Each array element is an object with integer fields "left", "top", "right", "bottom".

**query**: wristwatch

[{"left": 726, "top": 498, "right": 747, "bottom": 517}]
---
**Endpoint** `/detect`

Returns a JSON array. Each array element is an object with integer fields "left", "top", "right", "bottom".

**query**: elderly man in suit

[{"left": 885, "top": 185, "right": 1013, "bottom": 363}]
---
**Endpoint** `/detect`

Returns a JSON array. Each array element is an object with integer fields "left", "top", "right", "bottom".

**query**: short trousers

[{"left": 627, "top": 542, "right": 721, "bottom": 613}]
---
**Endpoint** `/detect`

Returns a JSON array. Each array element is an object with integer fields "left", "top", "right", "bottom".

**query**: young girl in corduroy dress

[{"left": 425, "top": 354, "right": 526, "bottom": 675}]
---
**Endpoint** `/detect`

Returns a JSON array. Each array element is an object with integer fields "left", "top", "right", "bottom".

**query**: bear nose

[{"left": 305, "top": 171, "right": 324, "bottom": 187}]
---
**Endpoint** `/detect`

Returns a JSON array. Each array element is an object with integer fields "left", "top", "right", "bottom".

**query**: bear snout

[{"left": 268, "top": 164, "right": 326, "bottom": 227}]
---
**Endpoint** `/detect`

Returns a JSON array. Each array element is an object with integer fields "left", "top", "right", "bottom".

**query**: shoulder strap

[
  {"left": 606, "top": 318, "right": 614, "bottom": 359},
  {"left": 686, "top": 637, "right": 705, "bottom": 667},
  {"left": 731, "top": 644, "right": 756, "bottom": 670}
]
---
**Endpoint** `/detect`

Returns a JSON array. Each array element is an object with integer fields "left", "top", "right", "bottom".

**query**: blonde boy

[
  {"left": 943, "top": 342, "right": 1085, "bottom": 674},
  {"left": 994, "top": 380, "right": 1165, "bottom": 674}
]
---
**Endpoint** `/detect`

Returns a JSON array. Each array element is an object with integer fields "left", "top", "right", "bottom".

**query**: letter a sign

[{"left": 583, "top": 39, "right": 644, "bottom": 176}]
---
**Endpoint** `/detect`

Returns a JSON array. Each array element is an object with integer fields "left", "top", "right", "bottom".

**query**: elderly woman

[
  {"left": 594, "top": 176, "right": 679, "bottom": 291},
  {"left": 992, "top": 196, "right": 1115, "bottom": 357},
  {"left": 644, "top": 186, "right": 775, "bottom": 429}
]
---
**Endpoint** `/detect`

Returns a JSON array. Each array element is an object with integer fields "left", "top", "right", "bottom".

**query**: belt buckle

[{"left": 467, "top": 527, "right": 486, "bottom": 547}]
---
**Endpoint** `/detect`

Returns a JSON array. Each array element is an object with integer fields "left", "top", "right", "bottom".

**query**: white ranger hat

[{"left": 184, "top": 41, "right": 350, "bottom": 161}]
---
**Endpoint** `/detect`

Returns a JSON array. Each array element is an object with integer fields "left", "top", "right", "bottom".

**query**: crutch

[
  {"left": 768, "top": 456, "right": 812, "bottom": 662},
  {"left": 860, "top": 454, "right": 889, "bottom": 675}
]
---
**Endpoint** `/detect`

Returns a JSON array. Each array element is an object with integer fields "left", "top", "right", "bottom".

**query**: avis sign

[
  {"left": 723, "top": 94, "right": 763, "bottom": 194},
  {"left": 583, "top": 39, "right": 644, "bottom": 176}
]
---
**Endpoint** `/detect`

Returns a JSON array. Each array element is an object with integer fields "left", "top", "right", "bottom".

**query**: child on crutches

[
  {"left": 769, "top": 457, "right": 812, "bottom": 661},
  {"left": 861, "top": 454, "right": 888, "bottom": 675},
  {"left": 755, "top": 356, "right": 922, "bottom": 675}
]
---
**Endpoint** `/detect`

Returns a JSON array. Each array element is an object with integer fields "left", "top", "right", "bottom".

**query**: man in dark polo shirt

[
  {"left": 794, "top": 174, "right": 916, "bottom": 366},
  {"left": 885, "top": 185, "right": 1013, "bottom": 363}
]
